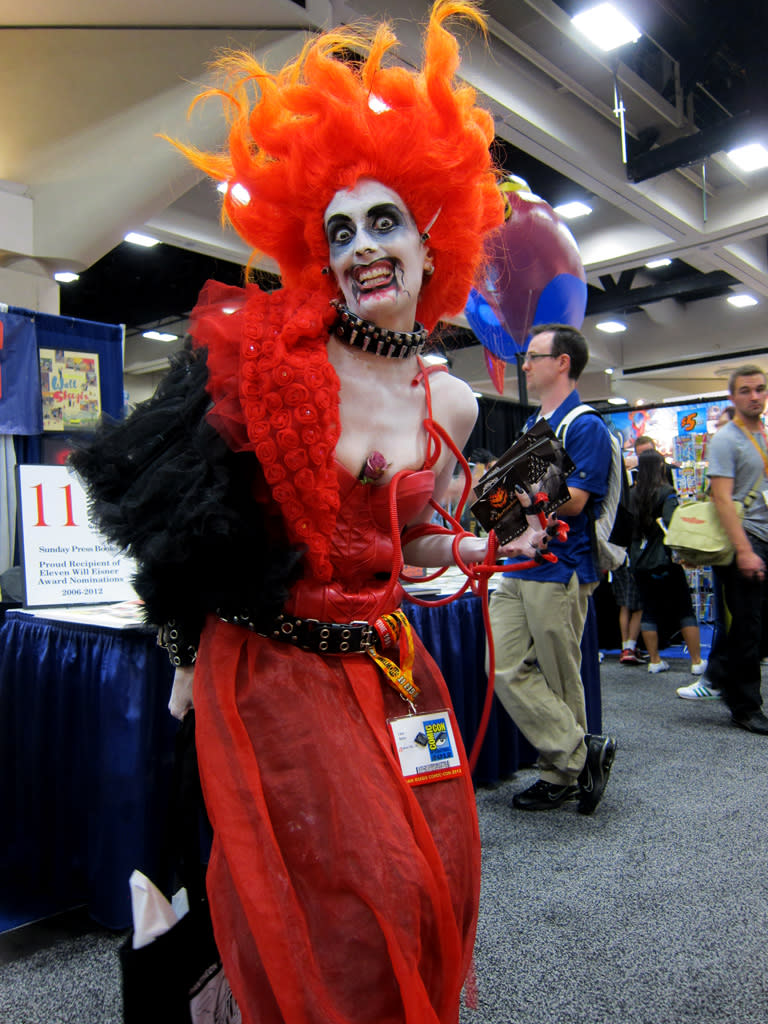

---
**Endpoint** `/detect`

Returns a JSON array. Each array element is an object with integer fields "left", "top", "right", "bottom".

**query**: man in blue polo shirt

[{"left": 487, "top": 324, "right": 617, "bottom": 813}]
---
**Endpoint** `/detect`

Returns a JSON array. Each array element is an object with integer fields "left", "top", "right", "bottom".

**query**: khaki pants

[{"left": 488, "top": 573, "right": 593, "bottom": 786}]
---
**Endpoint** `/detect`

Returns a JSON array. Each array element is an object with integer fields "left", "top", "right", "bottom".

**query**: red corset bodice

[{"left": 285, "top": 463, "right": 435, "bottom": 622}]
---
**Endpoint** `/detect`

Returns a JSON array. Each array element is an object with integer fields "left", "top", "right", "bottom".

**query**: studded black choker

[{"left": 330, "top": 300, "right": 428, "bottom": 359}]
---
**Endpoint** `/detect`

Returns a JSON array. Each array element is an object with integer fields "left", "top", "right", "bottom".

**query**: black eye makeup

[
  {"left": 325, "top": 217, "right": 354, "bottom": 246},
  {"left": 369, "top": 203, "right": 405, "bottom": 232},
  {"left": 325, "top": 203, "right": 409, "bottom": 248}
]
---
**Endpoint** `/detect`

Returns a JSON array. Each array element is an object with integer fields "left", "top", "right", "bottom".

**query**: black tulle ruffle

[{"left": 68, "top": 344, "right": 304, "bottom": 644}]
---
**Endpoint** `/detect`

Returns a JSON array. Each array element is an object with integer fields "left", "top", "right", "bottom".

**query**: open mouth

[{"left": 352, "top": 259, "right": 396, "bottom": 293}]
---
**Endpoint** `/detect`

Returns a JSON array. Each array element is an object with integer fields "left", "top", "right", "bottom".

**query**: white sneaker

[
  {"left": 676, "top": 681, "right": 721, "bottom": 700},
  {"left": 691, "top": 659, "right": 708, "bottom": 676},
  {"left": 647, "top": 660, "right": 669, "bottom": 674}
]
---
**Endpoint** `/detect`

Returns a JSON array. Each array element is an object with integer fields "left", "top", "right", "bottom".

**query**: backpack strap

[
  {"left": 555, "top": 403, "right": 597, "bottom": 444},
  {"left": 554, "top": 403, "right": 616, "bottom": 572}
]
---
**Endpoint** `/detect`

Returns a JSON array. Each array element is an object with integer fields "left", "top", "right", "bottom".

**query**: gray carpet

[
  {"left": 1, "top": 654, "right": 766, "bottom": 1024},
  {"left": 465, "top": 656, "right": 768, "bottom": 1024}
]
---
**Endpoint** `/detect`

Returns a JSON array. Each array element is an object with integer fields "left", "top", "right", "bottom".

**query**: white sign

[{"left": 17, "top": 464, "right": 137, "bottom": 607}]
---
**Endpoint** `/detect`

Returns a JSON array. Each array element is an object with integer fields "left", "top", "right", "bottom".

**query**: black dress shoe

[
  {"left": 512, "top": 779, "right": 579, "bottom": 811},
  {"left": 732, "top": 711, "right": 768, "bottom": 734},
  {"left": 578, "top": 734, "right": 618, "bottom": 815}
]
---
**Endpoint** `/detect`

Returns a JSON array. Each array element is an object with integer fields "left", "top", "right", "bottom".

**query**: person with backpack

[
  {"left": 629, "top": 450, "right": 707, "bottom": 676},
  {"left": 487, "top": 324, "right": 618, "bottom": 813}
]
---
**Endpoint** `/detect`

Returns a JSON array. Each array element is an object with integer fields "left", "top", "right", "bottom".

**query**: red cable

[{"left": 367, "top": 397, "right": 567, "bottom": 774}]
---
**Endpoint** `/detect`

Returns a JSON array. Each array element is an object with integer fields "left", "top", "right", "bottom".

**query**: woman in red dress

[{"left": 73, "top": 3, "right": 551, "bottom": 1020}]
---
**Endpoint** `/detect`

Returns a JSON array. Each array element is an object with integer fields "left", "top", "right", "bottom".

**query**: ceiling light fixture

[
  {"left": 607, "top": 396, "right": 627, "bottom": 405},
  {"left": 553, "top": 200, "right": 592, "bottom": 220},
  {"left": 596, "top": 320, "right": 627, "bottom": 334},
  {"left": 571, "top": 3, "right": 641, "bottom": 52},
  {"left": 604, "top": 367, "right": 614, "bottom": 375},
  {"left": 368, "top": 94, "right": 390, "bottom": 113},
  {"left": 645, "top": 258, "right": 672, "bottom": 269},
  {"left": 727, "top": 143, "right": 768, "bottom": 173},
  {"left": 217, "top": 181, "right": 250, "bottom": 204},
  {"left": 125, "top": 232, "right": 159, "bottom": 247},
  {"left": 727, "top": 294, "right": 758, "bottom": 308},
  {"left": 54, "top": 271, "right": 79, "bottom": 283},
  {"left": 142, "top": 330, "right": 178, "bottom": 342}
]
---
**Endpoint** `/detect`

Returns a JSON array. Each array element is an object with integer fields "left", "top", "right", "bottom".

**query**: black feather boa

[{"left": 68, "top": 343, "right": 304, "bottom": 645}]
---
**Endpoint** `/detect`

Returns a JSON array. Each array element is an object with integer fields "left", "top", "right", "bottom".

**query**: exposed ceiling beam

[
  {"left": 620, "top": 346, "right": 768, "bottom": 376},
  {"left": 587, "top": 269, "right": 739, "bottom": 314},
  {"left": 627, "top": 111, "right": 768, "bottom": 182}
]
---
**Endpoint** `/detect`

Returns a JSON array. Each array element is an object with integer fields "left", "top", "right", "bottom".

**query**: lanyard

[
  {"left": 369, "top": 610, "right": 420, "bottom": 709},
  {"left": 733, "top": 414, "right": 768, "bottom": 477}
]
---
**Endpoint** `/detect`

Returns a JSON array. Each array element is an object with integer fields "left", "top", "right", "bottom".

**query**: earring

[
  {"left": 423, "top": 255, "right": 435, "bottom": 277},
  {"left": 419, "top": 207, "right": 442, "bottom": 244},
  {"left": 321, "top": 266, "right": 331, "bottom": 275}
]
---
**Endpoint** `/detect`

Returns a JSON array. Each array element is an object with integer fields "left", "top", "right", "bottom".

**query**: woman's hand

[
  {"left": 496, "top": 515, "right": 555, "bottom": 560},
  {"left": 168, "top": 665, "right": 195, "bottom": 721}
]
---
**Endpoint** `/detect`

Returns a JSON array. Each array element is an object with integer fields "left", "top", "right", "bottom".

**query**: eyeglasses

[{"left": 522, "top": 352, "right": 556, "bottom": 363}]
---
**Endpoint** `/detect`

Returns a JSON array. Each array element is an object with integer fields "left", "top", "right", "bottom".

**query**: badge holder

[
  {"left": 387, "top": 709, "right": 464, "bottom": 787},
  {"left": 370, "top": 611, "right": 465, "bottom": 786}
]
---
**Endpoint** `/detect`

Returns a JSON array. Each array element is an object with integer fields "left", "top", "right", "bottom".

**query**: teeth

[{"left": 354, "top": 262, "right": 393, "bottom": 288}]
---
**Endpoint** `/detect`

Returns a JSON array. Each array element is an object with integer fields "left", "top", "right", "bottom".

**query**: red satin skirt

[{"left": 194, "top": 616, "right": 480, "bottom": 1024}]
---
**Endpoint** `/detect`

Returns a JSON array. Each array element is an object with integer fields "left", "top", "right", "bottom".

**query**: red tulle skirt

[{"left": 194, "top": 617, "right": 480, "bottom": 1024}]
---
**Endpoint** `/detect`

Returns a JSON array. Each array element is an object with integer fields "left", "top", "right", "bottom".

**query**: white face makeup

[{"left": 324, "top": 179, "right": 427, "bottom": 332}]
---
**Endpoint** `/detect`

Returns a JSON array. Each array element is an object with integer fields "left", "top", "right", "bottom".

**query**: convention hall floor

[{"left": 2, "top": 650, "right": 766, "bottom": 1024}]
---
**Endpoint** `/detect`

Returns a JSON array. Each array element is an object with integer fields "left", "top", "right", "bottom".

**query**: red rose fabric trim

[
  {"left": 190, "top": 281, "right": 341, "bottom": 582},
  {"left": 240, "top": 288, "right": 340, "bottom": 581}
]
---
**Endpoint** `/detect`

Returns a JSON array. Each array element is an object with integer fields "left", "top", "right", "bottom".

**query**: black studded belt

[{"left": 218, "top": 610, "right": 377, "bottom": 655}]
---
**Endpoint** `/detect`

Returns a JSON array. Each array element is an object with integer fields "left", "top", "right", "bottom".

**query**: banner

[
  {"left": 677, "top": 404, "right": 707, "bottom": 435},
  {"left": 17, "top": 464, "right": 136, "bottom": 606},
  {"left": 0, "top": 313, "right": 44, "bottom": 435}
]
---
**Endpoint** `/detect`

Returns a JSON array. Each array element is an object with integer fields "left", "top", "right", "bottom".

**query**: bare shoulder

[{"left": 428, "top": 370, "right": 479, "bottom": 443}]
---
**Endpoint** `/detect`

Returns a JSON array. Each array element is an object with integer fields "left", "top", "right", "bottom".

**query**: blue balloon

[
  {"left": 532, "top": 274, "right": 588, "bottom": 337},
  {"left": 466, "top": 273, "right": 588, "bottom": 366},
  {"left": 465, "top": 288, "right": 522, "bottom": 361}
]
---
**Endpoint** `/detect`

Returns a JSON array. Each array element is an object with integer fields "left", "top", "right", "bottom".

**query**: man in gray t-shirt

[
  {"left": 704, "top": 364, "right": 768, "bottom": 733},
  {"left": 708, "top": 422, "right": 768, "bottom": 541}
]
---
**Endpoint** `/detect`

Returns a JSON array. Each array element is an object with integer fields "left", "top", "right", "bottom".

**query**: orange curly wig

[{"left": 173, "top": 0, "right": 504, "bottom": 332}]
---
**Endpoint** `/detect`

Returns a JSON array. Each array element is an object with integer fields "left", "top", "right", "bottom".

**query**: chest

[{"left": 334, "top": 373, "right": 428, "bottom": 480}]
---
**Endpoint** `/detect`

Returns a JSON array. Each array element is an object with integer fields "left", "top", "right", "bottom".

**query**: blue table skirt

[
  {"left": 0, "top": 596, "right": 601, "bottom": 930},
  {"left": 0, "top": 613, "right": 178, "bottom": 931}
]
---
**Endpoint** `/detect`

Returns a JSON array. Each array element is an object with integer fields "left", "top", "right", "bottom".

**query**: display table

[
  {"left": 0, "top": 609, "right": 178, "bottom": 931},
  {"left": 0, "top": 596, "right": 601, "bottom": 930}
]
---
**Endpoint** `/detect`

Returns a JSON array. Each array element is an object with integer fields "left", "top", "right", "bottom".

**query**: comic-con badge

[{"left": 387, "top": 709, "right": 464, "bottom": 786}]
